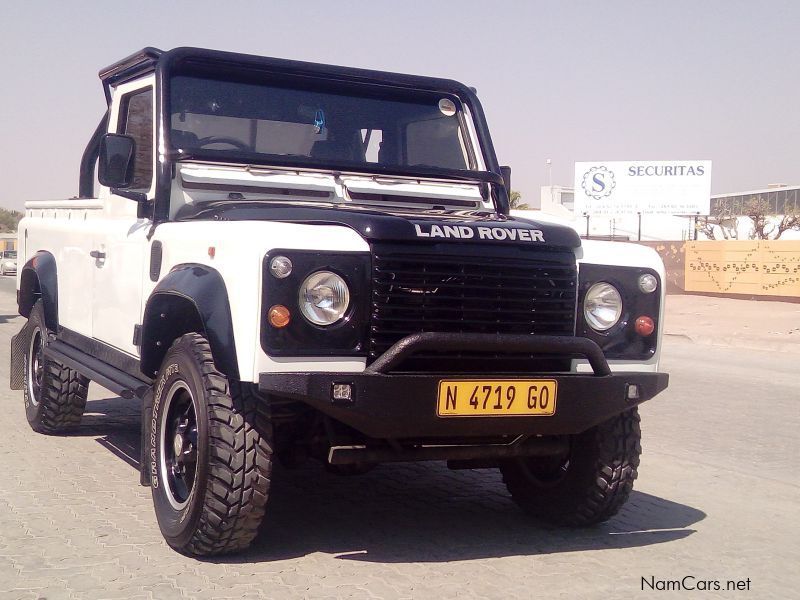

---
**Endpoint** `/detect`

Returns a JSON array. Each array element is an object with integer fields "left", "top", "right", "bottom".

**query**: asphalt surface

[{"left": 0, "top": 274, "right": 797, "bottom": 599}]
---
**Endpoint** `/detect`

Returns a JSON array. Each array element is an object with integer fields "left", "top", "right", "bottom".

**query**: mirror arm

[{"left": 111, "top": 188, "right": 148, "bottom": 203}]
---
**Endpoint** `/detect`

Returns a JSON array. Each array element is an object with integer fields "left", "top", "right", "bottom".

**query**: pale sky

[{"left": 1, "top": 0, "right": 797, "bottom": 210}]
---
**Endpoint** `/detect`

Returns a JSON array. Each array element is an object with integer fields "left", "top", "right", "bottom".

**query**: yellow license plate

[{"left": 437, "top": 380, "right": 557, "bottom": 417}]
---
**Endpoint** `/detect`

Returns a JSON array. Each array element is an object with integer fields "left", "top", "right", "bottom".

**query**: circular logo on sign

[{"left": 581, "top": 166, "right": 616, "bottom": 200}]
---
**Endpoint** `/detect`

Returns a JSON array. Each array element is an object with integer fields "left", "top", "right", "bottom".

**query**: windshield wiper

[{"left": 170, "top": 148, "right": 503, "bottom": 186}]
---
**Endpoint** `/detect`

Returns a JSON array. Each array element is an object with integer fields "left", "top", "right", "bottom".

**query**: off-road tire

[
  {"left": 23, "top": 301, "right": 89, "bottom": 433},
  {"left": 500, "top": 408, "right": 641, "bottom": 526},
  {"left": 150, "top": 333, "right": 273, "bottom": 556}
]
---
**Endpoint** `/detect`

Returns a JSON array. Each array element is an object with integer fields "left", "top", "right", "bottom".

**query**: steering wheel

[{"left": 197, "top": 136, "right": 250, "bottom": 151}]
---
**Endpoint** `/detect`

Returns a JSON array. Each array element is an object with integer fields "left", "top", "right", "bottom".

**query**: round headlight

[
  {"left": 299, "top": 271, "right": 350, "bottom": 326},
  {"left": 584, "top": 282, "right": 623, "bottom": 331}
]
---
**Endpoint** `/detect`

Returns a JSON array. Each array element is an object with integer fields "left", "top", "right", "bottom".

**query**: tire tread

[
  {"left": 37, "top": 366, "right": 89, "bottom": 432},
  {"left": 502, "top": 409, "right": 641, "bottom": 526},
  {"left": 171, "top": 333, "right": 272, "bottom": 556},
  {"left": 25, "top": 302, "right": 89, "bottom": 434}
]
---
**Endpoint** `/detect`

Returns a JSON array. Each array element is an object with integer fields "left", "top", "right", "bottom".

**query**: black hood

[{"left": 177, "top": 201, "right": 582, "bottom": 249}]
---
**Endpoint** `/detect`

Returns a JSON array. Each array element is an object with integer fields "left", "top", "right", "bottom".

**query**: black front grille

[{"left": 369, "top": 245, "right": 578, "bottom": 370}]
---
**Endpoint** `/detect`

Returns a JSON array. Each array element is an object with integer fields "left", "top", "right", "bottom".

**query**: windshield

[
  {"left": 170, "top": 75, "right": 476, "bottom": 175},
  {"left": 3, "top": 251, "right": 16, "bottom": 259}
]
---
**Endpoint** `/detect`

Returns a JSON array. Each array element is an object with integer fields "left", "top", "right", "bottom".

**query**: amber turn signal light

[
  {"left": 635, "top": 316, "right": 655, "bottom": 337},
  {"left": 268, "top": 305, "right": 291, "bottom": 328}
]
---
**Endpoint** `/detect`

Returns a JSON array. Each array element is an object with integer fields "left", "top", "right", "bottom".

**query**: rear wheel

[
  {"left": 150, "top": 333, "right": 273, "bottom": 556},
  {"left": 500, "top": 408, "right": 641, "bottom": 526},
  {"left": 23, "top": 301, "right": 89, "bottom": 433}
]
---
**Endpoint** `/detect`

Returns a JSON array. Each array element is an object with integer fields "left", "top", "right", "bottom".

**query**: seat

[
  {"left": 171, "top": 130, "right": 200, "bottom": 149},
  {"left": 310, "top": 137, "right": 363, "bottom": 162}
]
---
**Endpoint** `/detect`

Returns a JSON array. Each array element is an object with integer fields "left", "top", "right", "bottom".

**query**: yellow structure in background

[
  {"left": 0, "top": 235, "right": 17, "bottom": 251},
  {"left": 685, "top": 240, "right": 800, "bottom": 297}
]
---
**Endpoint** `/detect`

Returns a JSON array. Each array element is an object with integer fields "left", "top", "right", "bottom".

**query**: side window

[{"left": 118, "top": 88, "right": 153, "bottom": 190}]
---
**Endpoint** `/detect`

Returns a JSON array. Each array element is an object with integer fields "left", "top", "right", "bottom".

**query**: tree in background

[
  {"left": 697, "top": 195, "right": 800, "bottom": 240},
  {"left": 509, "top": 190, "right": 529, "bottom": 210},
  {"left": 696, "top": 198, "right": 739, "bottom": 240},
  {"left": 0, "top": 208, "right": 23, "bottom": 233},
  {"left": 745, "top": 195, "right": 800, "bottom": 240}
]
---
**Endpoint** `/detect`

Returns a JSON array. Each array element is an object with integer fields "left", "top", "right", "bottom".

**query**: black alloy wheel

[
  {"left": 159, "top": 380, "right": 199, "bottom": 510},
  {"left": 28, "top": 326, "right": 44, "bottom": 405}
]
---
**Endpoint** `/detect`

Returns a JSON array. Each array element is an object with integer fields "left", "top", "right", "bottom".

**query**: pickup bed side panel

[{"left": 20, "top": 203, "right": 106, "bottom": 338}]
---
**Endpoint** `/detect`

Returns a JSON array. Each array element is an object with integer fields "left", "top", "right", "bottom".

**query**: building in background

[
  {"left": 522, "top": 185, "right": 696, "bottom": 241},
  {"left": 711, "top": 184, "right": 799, "bottom": 215},
  {"left": 515, "top": 161, "right": 800, "bottom": 241}
]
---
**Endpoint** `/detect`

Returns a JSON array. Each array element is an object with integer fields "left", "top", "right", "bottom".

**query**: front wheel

[
  {"left": 150, "top": 333, "right": 273, "bottom": 556},
  {"left": 500, "top": 408, "right": 641, "bottom": 526}
]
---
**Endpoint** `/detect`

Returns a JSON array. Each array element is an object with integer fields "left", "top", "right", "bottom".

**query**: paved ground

[
  {"left": 665, "top": 294, "right": 800, "bottom": 352},
  {"left": 0, "top": 275, "right": 797, "bottom": 599}
]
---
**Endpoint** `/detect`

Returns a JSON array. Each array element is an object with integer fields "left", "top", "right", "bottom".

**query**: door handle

[{"left": 90, "top": 250, "right": 106, "bottom": 260}]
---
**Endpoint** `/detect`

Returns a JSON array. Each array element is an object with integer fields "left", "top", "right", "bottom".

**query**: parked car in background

[{"left": 1, "top": 250, "right": 17, "bottom": 275}]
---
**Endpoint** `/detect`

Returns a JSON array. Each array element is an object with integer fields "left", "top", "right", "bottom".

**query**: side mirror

[
  {"left": 500, "top": 165, "right": 512, "bottom": 192},
  {"left": 98, "top": 133, "right": 136, "bottom": 188}
]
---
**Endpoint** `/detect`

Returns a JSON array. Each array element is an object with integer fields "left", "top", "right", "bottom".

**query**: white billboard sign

[{"left": 573, "top": 161, "right": 711, "bottom": 216}]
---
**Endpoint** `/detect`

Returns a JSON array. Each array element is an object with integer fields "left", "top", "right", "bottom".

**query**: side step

[{"left": 44, "top": 339, "right": 150, "bottom": 400}]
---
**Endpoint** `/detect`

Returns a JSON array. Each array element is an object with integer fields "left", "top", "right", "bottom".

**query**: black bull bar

[{"left": 258, "top": 333, "right": 669, "bottom": 439}]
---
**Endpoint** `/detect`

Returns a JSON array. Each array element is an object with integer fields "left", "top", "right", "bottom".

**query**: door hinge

[{"left": 133, "top": 324, "right": 142, "bottom": 347}]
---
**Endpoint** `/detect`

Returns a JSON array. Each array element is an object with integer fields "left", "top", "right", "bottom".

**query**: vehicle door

[{"left": 91, "top": 80, "right": 154, "bottom": 356}]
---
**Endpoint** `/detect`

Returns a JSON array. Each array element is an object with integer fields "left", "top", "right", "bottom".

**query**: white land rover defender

[{"left": 10, "top": 47, "right": 668, "bottom": 556}]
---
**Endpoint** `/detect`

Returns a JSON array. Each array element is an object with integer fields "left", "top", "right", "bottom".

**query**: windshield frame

[{"left": 151, "top": 47, "right": 509, "bottom": 223}]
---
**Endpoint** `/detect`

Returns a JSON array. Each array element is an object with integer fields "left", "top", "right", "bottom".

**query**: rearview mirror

[{"left": 98, "top": 133, "right": 136, "bottom": 188}]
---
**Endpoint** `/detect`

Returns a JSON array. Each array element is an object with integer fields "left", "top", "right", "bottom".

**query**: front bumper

[{"left": 258, "top": 333, "right": 669, "bottom": 439}]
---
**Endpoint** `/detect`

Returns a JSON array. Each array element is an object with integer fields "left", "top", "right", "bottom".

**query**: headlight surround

[
  {"left": 583, "top": 282, "right": 623, "bottom": 331},
  {"left": 298, "top": 271, "right": 350, "bottom": 326}
]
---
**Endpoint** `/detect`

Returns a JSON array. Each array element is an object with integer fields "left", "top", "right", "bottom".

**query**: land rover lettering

[{"left": 413, "top": 223, "right": 545, "bottom": 242}]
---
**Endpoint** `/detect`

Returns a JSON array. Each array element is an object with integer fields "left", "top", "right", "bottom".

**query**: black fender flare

[
  {"left": 140, "top": 263, "right": 239, "bottom": 380},
  {"left": 18, "top": 251, "right": 59, "bottom": 332}
]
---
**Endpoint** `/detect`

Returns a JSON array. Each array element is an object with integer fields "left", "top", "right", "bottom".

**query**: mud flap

[
  {"left": 10, "top": 323, "right": 32, "bottom": 390},
  {"left": 140, "top": 387, "right": 154, "bottom": 487}
]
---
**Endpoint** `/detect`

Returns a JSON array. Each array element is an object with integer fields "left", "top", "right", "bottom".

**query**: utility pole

[
  {"left": 546, "top": 158, "right": 552, "bottom": 188},
  {"left": 637, "top": 212, "right": 642, "bottom": 241}
]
